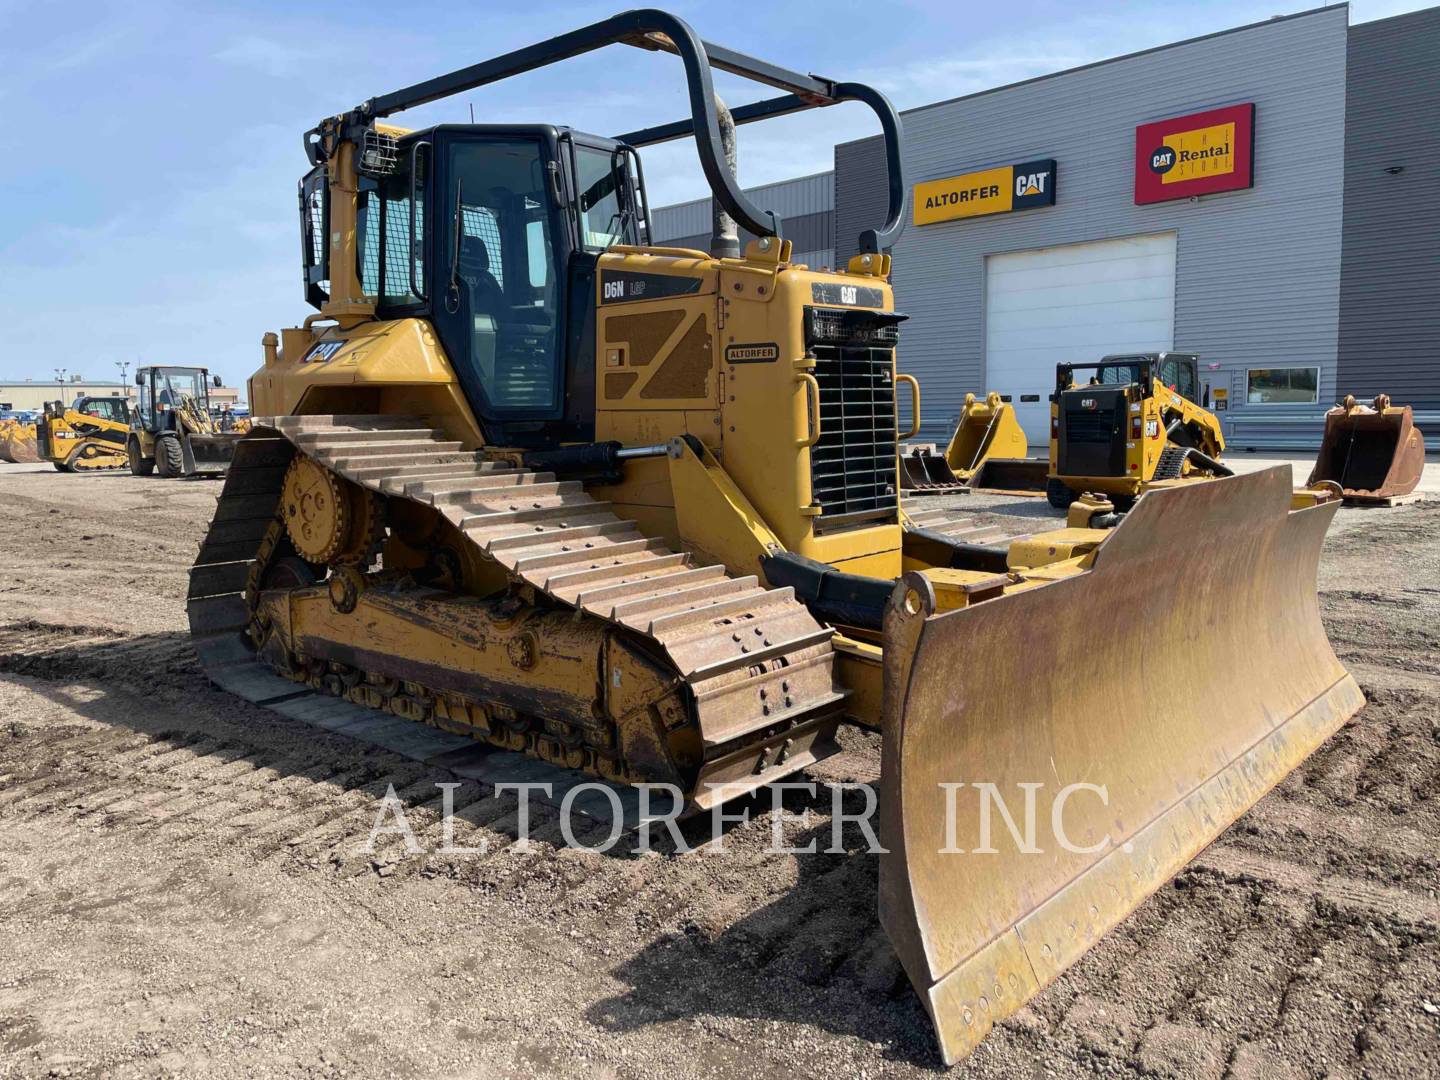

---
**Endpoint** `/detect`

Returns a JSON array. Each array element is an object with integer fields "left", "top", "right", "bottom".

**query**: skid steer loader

[
  {"left": 36, "top": 396, "right": 132, "bottom": 471},
  {"left": 186, "top": 11, "right": 1362, "bottom": 1065},
  {"left": 1046, "top": 352, "right": 1230, "bottom": 509},
  {"left": 898, "top": 391, "right": 1031, "bottom": 495},
  {"left": 128, "top": 365, "right": 243, "bottom": 477},
  {"left": 1308, "top": 394, "right": 1426, "bottom": 504}
]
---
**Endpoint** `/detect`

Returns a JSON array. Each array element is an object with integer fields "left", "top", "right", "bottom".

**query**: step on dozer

[
  {"left": 1308, "top": 394, "right": 1426, "bottom": 504},
  {"left": 187, "top": 12, "right": 1363, "bottom": 1067}
]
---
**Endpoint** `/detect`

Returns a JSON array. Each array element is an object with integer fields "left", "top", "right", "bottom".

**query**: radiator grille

[
  {"left": 1064, "top": 411, "right": 1114, "bottom": 444},
  {"left": 805, "top": 306, "right": 901, "bottom": 525}
]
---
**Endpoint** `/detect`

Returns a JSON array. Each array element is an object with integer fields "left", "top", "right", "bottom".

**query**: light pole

[
  {"left": 116, "top": 360, "right": 130, "bottom": 398},
  {"left": 53, "top": 367, "right": 67, "bottom": 385}
]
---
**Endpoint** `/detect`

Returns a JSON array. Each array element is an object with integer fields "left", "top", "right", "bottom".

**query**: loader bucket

[
  {"left": 965, "top": 456, "right": 1049, "bottom": 495},
  {"left": 1308, "top": 396, "right": 1426, "bottom": 502},
  {"left": 1, "top": 423, "right": 40, "bottom": 464},
  {"left": 900, "top": 446, "right": 966, "bottom": 493},
  {"left": 878, "top": 466, "right": 1362, "bottom": 1065}
]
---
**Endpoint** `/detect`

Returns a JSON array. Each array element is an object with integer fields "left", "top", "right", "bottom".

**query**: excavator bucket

[
  {"left": 900, "top": 393, "right": 1037, "bottom": 495},
  {"left": 946, "top": 392, "right": 1029, "bottom": 476},
  {"left": 900, "top": 444, "right": 966, "bottom": 493},
  {"left": 878, "top": 466, "right": 1362, "bottom": 1065},
  {"left": 1308, "top": 395, "right": 1426, "bottom": 503}
]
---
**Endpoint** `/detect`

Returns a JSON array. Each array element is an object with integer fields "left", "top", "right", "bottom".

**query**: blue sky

[{"left": 0, "top": 0, "right": 1427, "bottom": 389}]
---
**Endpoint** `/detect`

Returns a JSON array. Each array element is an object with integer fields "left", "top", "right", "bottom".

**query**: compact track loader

[
  {"left": 1309, "top": 393, "right": 1426, "bottom": 504},
  {"left": 186, "top": 11, "right": 1362, "bottom": 1065},
  {"left": 1046, "top": 352, "right": 1230, "bottom": 509},
  {"left": 128, "top": 365, "right": 242, "bottom": 477},
  {"left": 37, "top": 396, "right": 131, "bottom": 471},
  {"left": 898, "top": 391, "right": 1031, "bottom": 495}
]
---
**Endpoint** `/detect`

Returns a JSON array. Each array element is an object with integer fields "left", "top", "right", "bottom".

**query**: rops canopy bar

[{"left": 351, "top": 8, "right": 905, "bottom": 253}]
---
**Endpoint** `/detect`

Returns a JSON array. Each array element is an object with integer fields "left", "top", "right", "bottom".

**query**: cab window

[
  {"left": 575, "top": 147, "right": 639, "bottom": 251},
  {"left": 441, "top": 139, "right": 561, "bottom": 411},
  {"left": 80, "top": 399, "right": 127, "bottom": 422},
  {"left": 1157, "top": 357, "right": 1197, "bottom": 399}
]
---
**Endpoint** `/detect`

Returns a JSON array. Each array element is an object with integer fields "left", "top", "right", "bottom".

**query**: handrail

[{"left": 314, "top": 9, "right": 906, "bottom": 254}]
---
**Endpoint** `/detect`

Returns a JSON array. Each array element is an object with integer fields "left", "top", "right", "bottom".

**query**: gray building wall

[
  {"left": 837, "top": 6, "right": 1350, "bottom": 445},
  {"left": 1336, "top": 7, "right": 1440, "bottom": 410},
  {"left": 650, "top": 171, "right": 836, "bottom": 270}
]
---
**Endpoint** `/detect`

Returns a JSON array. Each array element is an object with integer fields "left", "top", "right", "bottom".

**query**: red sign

[{"left": 1134, "top": 103, "right": 1255, "bottom": 205}]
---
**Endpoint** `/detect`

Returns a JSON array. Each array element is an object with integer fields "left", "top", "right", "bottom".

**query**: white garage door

[{"left": 984, "top": 232, "right": 1177, "bottom": 444}]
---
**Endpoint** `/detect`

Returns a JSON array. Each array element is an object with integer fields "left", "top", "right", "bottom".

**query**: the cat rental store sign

[{"left": 1135, "top": 103, "right": 1255, "bottom": 204}]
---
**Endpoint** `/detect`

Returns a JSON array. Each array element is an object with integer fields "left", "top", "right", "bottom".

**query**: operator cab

[
  {"left": 1096, "top": 352, "right": 1200, "bottom": 401},
  {"left": 300, "top": 125, "right": 650, "bottom": 446},
  {"left": 136, "top": 366, "right": 219, "bottom": 430}
]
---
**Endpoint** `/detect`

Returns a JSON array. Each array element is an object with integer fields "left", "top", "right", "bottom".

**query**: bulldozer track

[{"left": 184, "top": 416, "right": 847, "bottom": 803}]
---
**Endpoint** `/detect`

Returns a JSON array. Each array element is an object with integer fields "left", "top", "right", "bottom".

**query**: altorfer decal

[{"left": 914, "top": 159, "right": 1058, "bottom": 225}]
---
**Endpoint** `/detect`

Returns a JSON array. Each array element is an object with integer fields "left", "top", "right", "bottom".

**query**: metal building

[{"left": 651, "top": 4, "right": 1438, "bottom": 449}]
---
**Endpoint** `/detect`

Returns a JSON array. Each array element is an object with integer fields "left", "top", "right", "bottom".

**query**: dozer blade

[
  {"left": 965, "top": 456, "right": 1048, "bottom": 495},
  {"left": 1309, "top": 398, "right": 1426, "bottom": 502},
  {"left": 878, "top": 466, "right": 1362, "bottom": 1065}
]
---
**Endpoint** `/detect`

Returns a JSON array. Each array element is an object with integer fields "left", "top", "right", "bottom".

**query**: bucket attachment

[
  {"left": 900, "top": 444, "right": 966, "bottom": 493},
  {"left": 965, "top": 456, "right": 1049, "bottom": 495},
  {"left": 900, "top": 393, "right": 1037, "bottom": 495},
  {"left": 945, "top": 392, "right": 1029, "bottom": 479},
  {"left": 878, "top": 466, "right": 1362, "bottom": 1065},
  {"left": 0, "top": 422, "right": 40, "bottom": 464},
  {"left": 1308, "top": 394, "right": 1426, "bottom": 503}
]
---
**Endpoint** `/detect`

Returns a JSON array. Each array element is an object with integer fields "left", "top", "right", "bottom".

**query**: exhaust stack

[{"left": 710, "top": 94, "right": 741, "bottom": 258}]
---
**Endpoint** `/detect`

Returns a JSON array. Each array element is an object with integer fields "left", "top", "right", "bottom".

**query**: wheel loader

[
  {"left": 36, "top": 396, "right": 132, "bottom": 471},
  {"left": 128, "top": 365, "right": 242, "bottom": 477},
  {"left": 185, "top": 11, "right": 1362, "bottom": 1065},
  {"left": 1045, "top": 351, "right": 1231, "bottom": 509}
]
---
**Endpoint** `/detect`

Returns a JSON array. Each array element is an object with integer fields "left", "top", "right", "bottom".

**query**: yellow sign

[
  {"left": 1160, "top": 121, "right": 1235, "bottom": 184},
  {"left": 912, "top": 159, "right": 1057, "bottom": 225},
  {"left": 913, "top": 166, "right": 1013, "bottom": 225}
]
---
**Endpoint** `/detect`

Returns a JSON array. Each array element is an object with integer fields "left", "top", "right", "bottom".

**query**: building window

[{"left": 1246, "top": 367, "right": 1319, "bottom": 405}]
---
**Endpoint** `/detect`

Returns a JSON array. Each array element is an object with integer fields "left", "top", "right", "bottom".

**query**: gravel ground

[{"left": 1, "top": 459, "right": 1437, "bottom": 1079}]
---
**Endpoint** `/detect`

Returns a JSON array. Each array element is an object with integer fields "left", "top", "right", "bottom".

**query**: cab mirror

[
  {"left": 135, "top": 373, "right": 144, "bottom": 386},
  {"left": 213, "top": 375, "right": 223, "bottom": 388}
]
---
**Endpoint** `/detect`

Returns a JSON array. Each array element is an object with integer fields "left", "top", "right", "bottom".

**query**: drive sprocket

[{"left": 280, "top": 454, "right": 382, "bottom": 565}]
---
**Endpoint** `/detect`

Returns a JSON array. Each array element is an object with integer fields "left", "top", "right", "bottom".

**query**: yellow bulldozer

[
  {"left": 36, "top": 396, "right": 132, "bottom": 471},
  {"left": 185, "top": 12, "right": 1362, "bottom": 1065},
  {"left": 127, "top": 365, "right": 243, "bottom": 477},
  {"left": 1044, "top": 352, "right": 1231, "bottom": 509}
]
